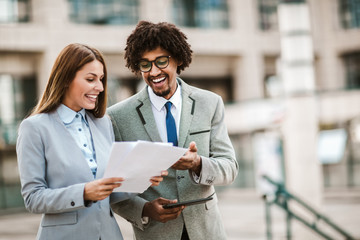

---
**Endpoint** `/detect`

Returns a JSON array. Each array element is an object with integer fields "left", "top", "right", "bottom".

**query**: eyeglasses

[{"left": 138, "top": 56, "right": 171, "bottom": 73}]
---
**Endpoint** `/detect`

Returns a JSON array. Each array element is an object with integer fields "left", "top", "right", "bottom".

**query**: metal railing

[{"left": 263, "top": 175, "right": 356, "bottom": 240}]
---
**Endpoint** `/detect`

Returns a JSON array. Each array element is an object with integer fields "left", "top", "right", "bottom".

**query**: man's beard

[
  {"left": 154, "top": 87, "right": 171, "bottom": 98},
  {"left": 148, "top": 74, "right": 172, "bottom": 98}
]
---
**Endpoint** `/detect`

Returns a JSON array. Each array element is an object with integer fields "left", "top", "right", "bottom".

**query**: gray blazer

[
  {"left": 108, "top": 78, "right": 238, "bottom": 240},
  {"left": 16, "top": 110, "right": 130, "bottom": 240}
]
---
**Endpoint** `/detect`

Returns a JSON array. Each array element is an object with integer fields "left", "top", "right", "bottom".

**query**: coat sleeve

[
  {"left": 189, "top": 95, "right": 239, "bottom": 186},
  {"left": 16, "top": 118, "right": 87, "bottom": 214},
  {"left": 111, "top": 194, "right": 149, "bottom": 230}
]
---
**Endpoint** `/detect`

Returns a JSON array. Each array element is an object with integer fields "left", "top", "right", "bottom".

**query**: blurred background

[{"left": 0, "top": 0, "right": 360, "bottom": 239}]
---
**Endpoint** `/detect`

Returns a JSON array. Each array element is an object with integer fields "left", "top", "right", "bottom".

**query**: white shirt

[{"left": 147, "top": 83, "right": 182, "bottom": 143}]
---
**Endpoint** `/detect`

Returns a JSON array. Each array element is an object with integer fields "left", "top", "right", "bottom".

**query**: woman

[{"left": 16, "top": 43, "right": 164, "bottom": 240}]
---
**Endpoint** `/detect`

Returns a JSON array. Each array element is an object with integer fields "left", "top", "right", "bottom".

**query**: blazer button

[
  {"left": 71, "top": 201, "right": 75, "bottom": 206},
  {"left": 177, "top": 176, "right": 184, "bottom": 182}
]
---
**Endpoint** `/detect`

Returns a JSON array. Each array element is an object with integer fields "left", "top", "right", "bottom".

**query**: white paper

[{"left": 103, "top": 141, "right": 188, "bottom": 193}]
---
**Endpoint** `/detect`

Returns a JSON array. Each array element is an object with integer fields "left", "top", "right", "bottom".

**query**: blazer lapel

[
  {"left": 50, "top": 111, "right": 94, "bottom": 180},
  {"left": 178, "top": 79, "right": 195, "bottom": 148},
  {"left": 87, "top": 115, "right": 108, "bottom": 179},
  {"left": 136, "top": 87, "right": 162, "bottom": 143}
]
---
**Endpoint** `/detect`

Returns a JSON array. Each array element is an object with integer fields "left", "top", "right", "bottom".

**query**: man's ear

[{"left": 176, "top": 59, "right": 183, "bottom": 67}]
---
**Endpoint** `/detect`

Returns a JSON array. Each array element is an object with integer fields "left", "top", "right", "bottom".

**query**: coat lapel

[
  {"left": 50, "top": 111, "right": 94, "bottom": 180},
  {"left": 178, "top": 79, "right": 195, "bottom": 148},
  {"left": 87, "top": 115, "right": 108, "bottom": 179},
  {"left": 136, "top": 87, "right": 162, "bottom": 143}
]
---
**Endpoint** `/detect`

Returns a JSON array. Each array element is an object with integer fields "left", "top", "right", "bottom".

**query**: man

[{"left": 108, "top": 21, "right": 238, "bottom": 240}]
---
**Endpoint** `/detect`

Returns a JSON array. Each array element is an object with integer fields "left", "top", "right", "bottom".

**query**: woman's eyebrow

[{"left": 86, "top": 72, "right": 104, "bottom": 78}]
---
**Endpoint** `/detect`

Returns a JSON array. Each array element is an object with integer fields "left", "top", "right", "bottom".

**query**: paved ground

[{"left": 0, "top": 188, "right": 359, "bottom": 240}]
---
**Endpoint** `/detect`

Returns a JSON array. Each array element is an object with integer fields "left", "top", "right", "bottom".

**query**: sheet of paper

[{"left": 103, "top": 141, "right": 188, "bottom": 193}]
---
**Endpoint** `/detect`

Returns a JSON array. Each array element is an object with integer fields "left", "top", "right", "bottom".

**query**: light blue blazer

[{"left": 16, "top": 110, "right": 130, "bottom": 240}]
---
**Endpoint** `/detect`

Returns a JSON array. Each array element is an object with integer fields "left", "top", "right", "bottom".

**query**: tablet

[{"left": 163, "top": 196, "right": 213, "bottom": 209}]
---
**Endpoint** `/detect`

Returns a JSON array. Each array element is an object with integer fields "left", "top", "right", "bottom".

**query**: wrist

[
  {"left": 192, "top": 156, "right": 202, "bottom": 175},
  {"left": 83, "top": 183, "right": 90, "bottom": 201},
  {"left": 142, "top": 202, "right": 151, "bottom": 218}
]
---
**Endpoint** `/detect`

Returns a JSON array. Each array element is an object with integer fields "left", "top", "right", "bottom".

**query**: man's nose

[{"left": 149, "top": 62, "right": 161, "bottom": 75}]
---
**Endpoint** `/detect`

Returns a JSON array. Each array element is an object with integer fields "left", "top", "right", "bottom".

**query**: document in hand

[{"left": 103, "top": 141, "right": 188, "bottom": 193}]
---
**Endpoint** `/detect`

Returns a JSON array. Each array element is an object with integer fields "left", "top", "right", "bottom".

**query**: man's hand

[
  {"left": 150, "top": 170, "right": 168, "bottom": 186},
  {"left": 84, "top": 177, "right": 124, "bottom": 201},
  {"left": 171, "top": 141, "right": 202, "bottom": 175},
  {"left": 142, "top": 198, "right": 184, "bottom": 223}
]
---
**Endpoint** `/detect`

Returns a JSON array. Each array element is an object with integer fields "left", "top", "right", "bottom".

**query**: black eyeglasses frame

[{"left": 138, "top": 56, "right": 171, "bottom": 73}]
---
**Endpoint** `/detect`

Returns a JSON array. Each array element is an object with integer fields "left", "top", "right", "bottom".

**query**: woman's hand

[
  {"left": 150, "top": 170, "right": 168, "bottom": 186},
  {"left": 84, "top": 177, "right": 124, "bottom": 201}
]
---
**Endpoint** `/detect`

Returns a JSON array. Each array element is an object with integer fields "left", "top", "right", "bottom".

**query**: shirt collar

[
  {"left": 148, "top": 82, "right": 182, "bottom": 112},
  {"left": 57, "top": 104, "right": 88, "bottom": 125}
]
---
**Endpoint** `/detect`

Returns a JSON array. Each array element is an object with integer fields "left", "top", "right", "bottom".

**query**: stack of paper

[{"left": 103, "top": 141, "right": 188, "bottom": 193}]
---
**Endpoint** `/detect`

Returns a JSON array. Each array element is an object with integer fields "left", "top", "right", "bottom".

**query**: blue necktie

[{"left": 165, "top": 101, "right": 178, "bottom": 146}]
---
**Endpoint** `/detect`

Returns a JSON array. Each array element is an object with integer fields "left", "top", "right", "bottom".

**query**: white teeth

[
  {"left": 86, "top": 95, "right": 97, "bottom": 99},
  {"left": 152, "top": 77, "right": 165, "bottom": 83}
]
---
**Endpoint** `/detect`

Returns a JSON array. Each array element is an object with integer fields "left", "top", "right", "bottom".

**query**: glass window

[
  {"left": 0, "top": 74, "right": 36, "bottom": 211},
  {"left": 68, "top": 0, "right": 139, "bottom": 25},
  {"left": 0, "top": 74, "right": 36, "bottom": 145},
  {"left": 0, "top": 0, "right": 30, "bottom": 23},
  {"left": 338, "top": 0, "right": 360, "bottom": 29},
  {"left": 0, "top": 148, "right": 24, "bottom": 210},
  {"left": 183, "top": 76, "right": 233, "bottom": 102},
  {"left": 343, "top": 52, "right": 360, "bottom": 89},
  {"left": 264, "top": 56, "right": 283, "bottom": 98},
  {"left": 107, "top": 77, "right": 141, "bottom": 106},
  {"left": 172, "top": 0, "right": 229, "bottom": 29},
  {"left": 257, "top": 0, "right": 278, "bottom": 31},
  {"left": 0, "top": 72, "right": 36, "bottom": 211},
  {"left": 225, "top": 133, "right": 256, "bottom": 189}
]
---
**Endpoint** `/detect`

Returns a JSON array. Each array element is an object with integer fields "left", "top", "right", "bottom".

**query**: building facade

[{"left": 0, "top": 0, "right": 360, "bottom": 211}]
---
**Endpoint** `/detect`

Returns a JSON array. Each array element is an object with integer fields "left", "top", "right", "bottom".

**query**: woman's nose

[{"left": 95, "top": 80, "right": 104, "bottom": 92}]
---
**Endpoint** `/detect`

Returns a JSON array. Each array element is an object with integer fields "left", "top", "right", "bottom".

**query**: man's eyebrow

[{"left": 140, "top": 56, "right": 166, "bottom": 61}]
